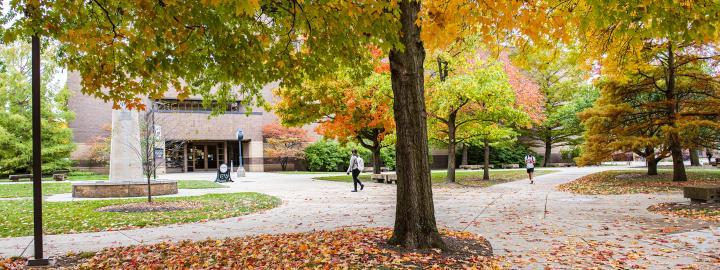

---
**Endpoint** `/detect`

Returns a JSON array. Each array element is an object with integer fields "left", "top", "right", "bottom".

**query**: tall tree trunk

[
  {"left": 669, "top": 136, "right": 687, "bottom": 181},
  {"left": 446, "top": 113, "right": 456, "bottom": 183},
  {"left": 543, "top": 139, "right": 552, "bottom": 167},
  {"left": 646, "top": 152, "right": 658, "bottom": 176},
  {"left": 461, "top": 143, "right": 468, "bottom": 166},
  {"left": 666, "top": 43, "right": 687, "bottom": 182},
  {"left": 483, "top": 140, "right": 490, "bottom": 180},
  {"left": 689, "top": 148, "right": 700, "bottom": 166},
  {"left": 387, "top": 0, "right": 445, "bottom": 250},
  {"left": 372, "top": 144, "right": 382, "bottom": 174}
]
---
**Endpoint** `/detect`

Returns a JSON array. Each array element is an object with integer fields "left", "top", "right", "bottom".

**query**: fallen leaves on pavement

[
  {"left": 0, "top": 257, "right": 25, "bottom": 269},
  {"left": 648, "top": 203, "right": 720, "bottom": 222},
  {"left": 557, "top": 171, "right": 720, "bottom": 195}
]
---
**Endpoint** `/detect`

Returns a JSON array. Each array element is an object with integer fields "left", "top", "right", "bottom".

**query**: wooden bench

[
  {"left": 53, "top": 174, "right": 66, "bottom": 181},
  {"left": 371, "top": 174, "right": 386, "bottom": 183},
  {"left": 683, "top": 185, "right": 720, "bottom": 203},
  {"left": 501, "top": 164, "right": 520, "bottom": 169},
  {"left": 459, "top": 165, "right": 494, "bottom": 170},
  {"left": 9, "top": 174, "right": 33, "bottom": 182},
  {"left": 546, "top": 163, "right": 575, "bottom": 167},
  {"left": 364, "top": 167, "right": 393, "bottom": 172},
  {"left": 385, "top": 174, "right": 397, "bottom": 184}
]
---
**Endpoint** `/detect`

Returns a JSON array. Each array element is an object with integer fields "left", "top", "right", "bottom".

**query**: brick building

[{"left": 67, "top": 71, "right": 316, "bottom": 173}]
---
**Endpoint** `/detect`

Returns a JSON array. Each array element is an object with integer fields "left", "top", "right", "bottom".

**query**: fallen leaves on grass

[
  {"left": 648, "top": 203, "right": 720, "bottom": 222},
  {"left": 73, "top": 228, "right": 499, "bottom": 269},
  {"left": 557, "top": 171, "right": 720, "bottom": 195},
  {"left": 95, "top": 201, "right": 204, "bottom": 213}
]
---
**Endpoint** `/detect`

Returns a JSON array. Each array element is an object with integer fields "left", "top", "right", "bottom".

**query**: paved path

[{"left": 1, "top": 167, "right": 718, "bottom": 269}]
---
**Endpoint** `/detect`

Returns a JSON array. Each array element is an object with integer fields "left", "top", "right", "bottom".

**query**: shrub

[
  {"left": 380, "top": 146, "right": 396, "bottom": 170},
  {"left": 304, "top": 140, "right": 347, "bottom": 172},
  {"left": 560, "top": 147, "right": 581, "bottom": 161},
  {"left": 460, "top": 143, "right": 542, "bottom": 167},
  {"left": 304, "top": 140, "right": 376, "bottom": 172},
  {"left": 86, "top": 136, "right": 111, "bottom": 166}
]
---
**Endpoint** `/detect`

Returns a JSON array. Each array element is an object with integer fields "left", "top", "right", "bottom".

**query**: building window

[{"left": 154, "top": 99, "right": 262, "bottom": 115}]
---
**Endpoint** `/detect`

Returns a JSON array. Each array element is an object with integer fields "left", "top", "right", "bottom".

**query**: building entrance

[{"left": 185, "top": 142, "right": 226, "bottom": 172}]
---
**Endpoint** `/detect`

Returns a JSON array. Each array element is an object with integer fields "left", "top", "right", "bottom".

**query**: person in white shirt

[
  {"left": 524, "top": 153, "right": 536, "bottom": 184},
  {"left": 346, "top": 149, "right": 364, "bottom": 192}
]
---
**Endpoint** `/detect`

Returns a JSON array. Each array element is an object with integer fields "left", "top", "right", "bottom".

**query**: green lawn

[
  {"left": 0, "top": 192, "right": 280, "bottom": 237},
  {"left": 315, "top": 169, "right": 557, "bottom": 187},
  {"left": 0, "top": 180, "right": 226, "bottom": 198},
  {"left": 177, "top": 180, "right": 228, "bottom": 189},
  {"left": 0, "top": 182, "right": 71, "bottom": 198},
  {"left": 558, "top": 169, "right": 720, "bottom": 195},
  {"left": 274, "top": 171, "right": 345, "bottom": 175}
]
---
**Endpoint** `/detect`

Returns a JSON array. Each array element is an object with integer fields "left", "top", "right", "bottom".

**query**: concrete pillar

[
  {"left": 183, "top": 142, "right": 188, "bottom": 172},
  {"left": 247, "top": 140, "right": 264, "bottom": 172},
  {"left": 203, "top": 144, "right": 208, "bottom": 170},
  {"left": 223, "top": 141, "right": 228, "bottom": 165},
  {"left": 109, "top": 108, "right": 143, "bottom": 181}
]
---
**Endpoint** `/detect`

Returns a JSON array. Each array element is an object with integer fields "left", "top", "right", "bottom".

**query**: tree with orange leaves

[
  {"left": 262, "top": 122, "right": 312, "bottom": 171},
  {"left": 274, "top": 53, "right": 394, "bottom": 174}
]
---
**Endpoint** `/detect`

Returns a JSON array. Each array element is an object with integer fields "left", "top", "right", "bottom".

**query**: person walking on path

[
  {"left": 347, "top": 149, "right": 365, "bottom": 192},
  {"left": 706, "top": 149, "right": 713, "bottom": 165},
  {"left": 525, "top": 153, "right": 536, "bottom": 184}
]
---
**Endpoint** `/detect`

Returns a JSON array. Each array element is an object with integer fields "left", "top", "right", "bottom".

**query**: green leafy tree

[
  {"left": 513, "top": 47, "right": 598, "bottom": 166},
  {"left": 0, "top": 42, "right": 75, "bottom": 175},
  {"left": 427, "top": 51, "right": 532, "bottom": 181}
]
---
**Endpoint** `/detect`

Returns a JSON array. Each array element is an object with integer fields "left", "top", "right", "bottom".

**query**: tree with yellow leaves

[
  {"left": 8, "top": 0, "right": 572, "bottom": 249},
  {"left": 578, "top": 42, "right": 720, "bottom": 179},
  {"left": 562, "top": 0, "right": 720, "bottom": 181}
]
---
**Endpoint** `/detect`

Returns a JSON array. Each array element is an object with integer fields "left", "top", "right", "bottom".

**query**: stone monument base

[{"left": 72, "top": 180, "right": 178, "bottom": 198}]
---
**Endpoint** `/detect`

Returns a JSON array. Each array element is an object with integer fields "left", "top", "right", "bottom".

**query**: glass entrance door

[
  {"left": 207, "top": 145, "right": 218, "bottom": 169},
  {"left": 185, "top": 142, "right": 223, "bottom": 171},
  {"left": 194, "top": 145, "right": 206, "bottom": 170}
]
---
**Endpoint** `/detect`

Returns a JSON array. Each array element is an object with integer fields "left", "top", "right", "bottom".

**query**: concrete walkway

[{"left": 1, "top": 167, "right": 718, "bottom": 269}]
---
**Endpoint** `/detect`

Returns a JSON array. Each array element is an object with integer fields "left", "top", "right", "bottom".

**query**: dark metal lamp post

[
  {"left": 27, "top": 35, "right": 49, "bottom": 266},
  {"left": 236, "top": 129, "right": 245, "bottom": 177}
]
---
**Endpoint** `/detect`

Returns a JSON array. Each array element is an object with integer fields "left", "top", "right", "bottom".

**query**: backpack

[{"left": 356, "top": 156, "right": 365, "bottom": 171}]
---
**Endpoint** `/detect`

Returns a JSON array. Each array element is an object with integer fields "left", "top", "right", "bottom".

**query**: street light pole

[
  {"left": 27, "top": 34, "right": 49, "bottom": 266},
  {"left": 236, "top": 129, "right": 245, "bottom": 177}
]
